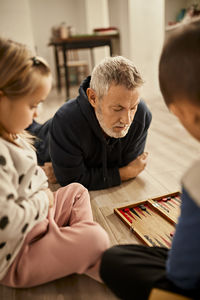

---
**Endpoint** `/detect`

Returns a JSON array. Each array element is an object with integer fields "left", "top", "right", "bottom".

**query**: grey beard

[{"left": 95, "top": 110, "right": 130, "bottom": 138}]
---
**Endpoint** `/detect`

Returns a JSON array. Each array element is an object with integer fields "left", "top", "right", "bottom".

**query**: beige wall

[
  {"left": 108, "top": 0, "right": 129, "bottom": 58},
  {"left": 29, "top": 0, "right": 87, "bottom": 81},
  {"left": 85, "top": 0, "right": 110, "bottom": 65},
  {"left": 0, "top": 0, "right": 35, "bottom": 51},
  {"left": 128, "top": 0, "right": 165, "bottom": 100}
]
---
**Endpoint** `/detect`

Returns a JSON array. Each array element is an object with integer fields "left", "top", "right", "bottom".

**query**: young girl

[{"left": 0, "top": 37, "right": 109, "bottom": 288}]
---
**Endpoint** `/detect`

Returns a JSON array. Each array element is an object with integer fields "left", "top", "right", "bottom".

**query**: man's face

[{"left": 87, "top": 84, "right": 141, "bottom": 138}]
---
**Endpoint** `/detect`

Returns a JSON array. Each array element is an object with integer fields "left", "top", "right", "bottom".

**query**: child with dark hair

[{"left": 100, "top": 20, "right": 200, "bottom": 300}]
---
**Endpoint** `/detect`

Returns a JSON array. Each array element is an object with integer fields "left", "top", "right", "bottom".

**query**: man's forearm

[
  {"left": 119, "top": 152, "right": 148, "bottom": 181},
  {"left": 119, "top": 165, "right": 136, "bottom": 181}
]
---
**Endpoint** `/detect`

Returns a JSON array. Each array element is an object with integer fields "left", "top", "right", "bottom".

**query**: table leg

[
  {"left": 90, "top": 49, "right": 95, "bottom": 69},
  {"left": 54, "top": 46, "right": 61, "bottom": 93},
  {"left": 109, "top": 41, "right": 113, "bottom": 56},
  {"left": 63, "top": 46, "right": 70, "bottom": 100}
]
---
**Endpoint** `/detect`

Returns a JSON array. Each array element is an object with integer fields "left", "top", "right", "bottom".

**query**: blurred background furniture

[
  {"left": 49, "top": 33, "right": 120, "bottom": 99},
  {"left": 61, "top": 49, "right": 89, "bottom": 87}
]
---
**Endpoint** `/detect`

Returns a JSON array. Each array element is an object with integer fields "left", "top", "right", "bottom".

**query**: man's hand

[
  {"left": 44, "top": 188, "right": 54, "bottom": 208},
  {"left": 119, "top": 152, "right": 148, "bottom": 181},
  {"left": 41, "top": 162, "right": 57, "bottom": 184}
]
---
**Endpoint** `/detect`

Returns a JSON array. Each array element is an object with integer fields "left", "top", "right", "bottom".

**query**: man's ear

[{"left": 86, "top": 88, "right": 98, "bottom": 108}]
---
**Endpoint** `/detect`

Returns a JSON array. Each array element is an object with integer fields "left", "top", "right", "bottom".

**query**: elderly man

[{"left": 49, "top": 56, "right": 152, "bottom": 190}]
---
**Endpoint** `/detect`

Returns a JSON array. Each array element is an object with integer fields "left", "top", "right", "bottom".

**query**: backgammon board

[{"left": 114, "top": 191, "right": 181, "bottom": 248}]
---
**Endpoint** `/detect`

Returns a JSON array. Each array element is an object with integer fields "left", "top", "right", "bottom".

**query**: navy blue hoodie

[{"left": 49, "top": 76, "right": 152, "bottom": 190}]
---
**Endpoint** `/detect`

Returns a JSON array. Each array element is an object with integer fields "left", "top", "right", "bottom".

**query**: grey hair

[{"left": 90, "top": 56, "right": 144, "bottom": 99}]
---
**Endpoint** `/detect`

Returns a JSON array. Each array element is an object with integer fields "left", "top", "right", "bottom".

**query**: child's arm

[{"left": 0, "top": 145, "right": 49, "bottom": 241}]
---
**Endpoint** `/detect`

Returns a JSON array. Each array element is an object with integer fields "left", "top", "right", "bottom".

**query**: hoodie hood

[
  {"left": 77, "top": 76, "right": 120, "bottom": 145},
  {"left": 77, "top": 76, "right": 105, "bottom": 142}
]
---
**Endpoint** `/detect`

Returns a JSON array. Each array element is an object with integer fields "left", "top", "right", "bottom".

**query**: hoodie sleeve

[
  {"left": 26, "top": 119, "right": 52, "bottom": 165},
  {"left": 49, "top": 110, "right": 112, "bottom": 190}
]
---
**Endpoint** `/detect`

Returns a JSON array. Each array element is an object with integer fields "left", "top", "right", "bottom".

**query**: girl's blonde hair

[{"left": 0, "top": 37, "right": 51, "bottom": 144}]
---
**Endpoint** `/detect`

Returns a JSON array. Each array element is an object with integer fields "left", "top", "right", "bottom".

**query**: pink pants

[{"left": 0, "top": 183, "right": 110, "bottom": 287}]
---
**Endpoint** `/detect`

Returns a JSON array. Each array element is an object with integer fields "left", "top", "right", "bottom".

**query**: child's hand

[
  {"left": 44, "top": 188, "right": 54, "bottom": 208},
  {"left": 41, "top": 162, "right": 57, "bottom": 184}
]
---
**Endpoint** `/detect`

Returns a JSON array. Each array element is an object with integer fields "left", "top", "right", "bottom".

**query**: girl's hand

[
  {"left": 44, "top": 188, "right": 54, "bottom": 208},
  {"left": 41, "top": 162, "right": 57, "bottom": 184}
]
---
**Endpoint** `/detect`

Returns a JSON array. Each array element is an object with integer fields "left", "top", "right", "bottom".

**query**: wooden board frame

[{"left": 114, "top": 191, "right": 181, "bottom": 248}]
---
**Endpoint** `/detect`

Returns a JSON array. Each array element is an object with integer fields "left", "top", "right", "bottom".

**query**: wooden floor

[{"left": 1, "top": 88, "right": 199, "bottom": 299}]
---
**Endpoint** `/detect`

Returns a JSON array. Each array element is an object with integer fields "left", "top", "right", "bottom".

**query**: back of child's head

[
  {"left": 159, "top": 19, "right": 200, "bottom": 107},
  {"left": 0, "top": 37, "right": 51, "bottom": 99}
]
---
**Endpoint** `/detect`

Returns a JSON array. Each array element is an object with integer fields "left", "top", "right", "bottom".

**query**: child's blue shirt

[{"left": 166, "top": 160, "right": 200, "bottom": 290}]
